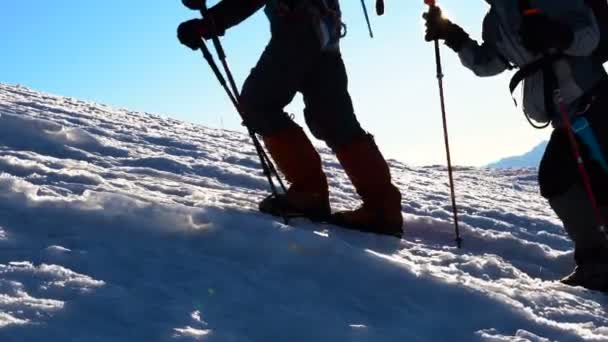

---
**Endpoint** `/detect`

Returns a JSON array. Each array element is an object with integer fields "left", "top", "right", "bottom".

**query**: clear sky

[{"left": 0, "top": 0, "right": 550, "bottom": 166}]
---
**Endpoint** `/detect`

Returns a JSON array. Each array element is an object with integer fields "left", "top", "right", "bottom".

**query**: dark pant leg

[
  {"left": 539, "top": 83, "right": 608, "bottom": 203},
  {"left": 538, "top": 128, "right": 576, "bottom": 200},
  {"left": 583, "top": 84, "right": 608, "bottom": 205},
  {"left": 540, "top": 83, "right": 608, "bottom": 265},
  {"left": 240, "top": 21, "right": 322, "bottom": 136},
  {"left": 299, "top": 51, "right": 366, "bottom": 151}
]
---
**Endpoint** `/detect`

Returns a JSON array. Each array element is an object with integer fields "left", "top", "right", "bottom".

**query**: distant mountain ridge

[{"left": 487, "top": 141, "right": 549, "bottom": 169}]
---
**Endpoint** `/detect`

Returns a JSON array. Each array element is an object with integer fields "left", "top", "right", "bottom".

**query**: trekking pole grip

[{"left": 376, "top": 0, "right": 385, "bottom": 15}]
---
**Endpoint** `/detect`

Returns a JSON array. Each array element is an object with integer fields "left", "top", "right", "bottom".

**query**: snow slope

[{"left": 0, "top": 83, "right": 606, "bottom": 342}]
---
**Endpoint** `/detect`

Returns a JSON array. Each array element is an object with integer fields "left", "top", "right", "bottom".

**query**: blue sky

[{"left": 0, "top": 0, "right": 549, "bottom": 166}]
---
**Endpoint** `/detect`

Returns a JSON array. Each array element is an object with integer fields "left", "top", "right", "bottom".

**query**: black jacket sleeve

[{"left": 208, "top": 0, "right": 266, "bottom": 32}]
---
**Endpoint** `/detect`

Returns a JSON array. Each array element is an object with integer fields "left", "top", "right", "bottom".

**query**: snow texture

[{"left": 0, "top": 83, "right": 606, "bottom": 341}]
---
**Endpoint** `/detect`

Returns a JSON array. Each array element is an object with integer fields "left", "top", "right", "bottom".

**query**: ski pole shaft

[
  {"left": 425, "top": 0, "right": 462, "bottom": 248},
  {"left": 435, "top": 40, "right": 462, "bottom": 248},
  {"left": 360, "top": 0, "right": 374, "bottom": 38},
  {"left": 189, "top": 4, "right": 289, "bottom": 223},
  {"left": 556, "top": 91, "right": 607, "bottom": 236},
  {"left": 197, "top": 39, "right": 288, "bottom": 223},
  {"left": 199, "top": 3, "right": 241, "bottom": 99},
  {"left": 197, "top": 6, "right": 288, "bottom": 196},
  {"left": 184, "top": 0, "right": 288, "bottom": 222},
  {"left": 198, "top": 40, "right": 238, "bottom": 109}
]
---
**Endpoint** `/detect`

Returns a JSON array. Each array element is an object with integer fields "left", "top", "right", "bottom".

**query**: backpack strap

[
  {"left": 508, "top": 54, "right": 563, "bottom": 127},
  {"left": 497, "top": 53, "right": 515, "bottom": 71},
  {"left": 509, "top": 0, "right": 562, "bottom": 126},
  {"left": 508, "top": 54, "right": 563, "bottom": 95}
]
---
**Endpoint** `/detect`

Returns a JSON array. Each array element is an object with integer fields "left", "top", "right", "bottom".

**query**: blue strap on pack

[{"left": 572, "top": 116, "right": 608, "bottom": 173}]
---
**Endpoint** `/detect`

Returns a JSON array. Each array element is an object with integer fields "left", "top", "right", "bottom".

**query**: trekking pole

[
  {"left": 424, "top": 0, "right": 462, "bottom": 248},
  {"left": 198, "top": 2, "right": 241, "bottom": 101},
  {"left": 195, "top": 1, "right": 287, "bottom": 194},
  {"left": 182, "top": 1, "right": 289, "bottom": 223},
  {"left": 195, "top": 38, "right": 289, "bottom": 224},
  {"left": 555, "top": 90, "right": 608, "bottom": 237},
  {"left": 182, "top": 0, "right": 242, "bottom": 99},
  {"left": 360, "top": 0, "right": 374, "bottom": 38},
  {"left": 196, "top": 1, "right": 289, "bottom": 199}
]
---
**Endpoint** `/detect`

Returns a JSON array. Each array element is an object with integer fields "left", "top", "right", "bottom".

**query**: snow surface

[{"left": 0, "top": 83, "right": 606, "bottom": 341}]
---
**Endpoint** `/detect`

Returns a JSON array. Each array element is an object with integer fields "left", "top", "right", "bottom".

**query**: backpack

[
  {"left": 586, "top": 0, "right": 608, "bottom": 62},
  {"left": 518, "top": 0, "right": 608, "bottom": 62},
  {"left": 508, "top": 0, "right": 608, "bottom": 128}
]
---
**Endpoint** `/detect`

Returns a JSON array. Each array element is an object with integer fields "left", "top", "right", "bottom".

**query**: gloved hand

[
  {"left": 182, "top": 0, "right": 203, "bottom": 11},
  {"left": 520, "top": 14, "right": 574, "bottom": 53},
  {"left": 423, "top": 6, "right": 470, "bottom": 52},
  {"left": 177, "top": 19, "right": 206, "bottom": 50},
  {"left": 177, "top": 17, "right": 224, "bottom": 50}
]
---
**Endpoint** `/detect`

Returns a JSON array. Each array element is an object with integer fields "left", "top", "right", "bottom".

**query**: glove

[
  {"left": 423, "top": 6, "right": 470, "bottom": 52},
  {"left": 520, "top": 14, "right": 574, "bottom": 53},
  {"left": 177, "top": 19, "right": 206, "bottom": 50},
  {"left": 177, "top": 18, "right": 225, "bottom": 50},
  {"left": 182, "top": 0, "right": 202, "bottom": 10}
]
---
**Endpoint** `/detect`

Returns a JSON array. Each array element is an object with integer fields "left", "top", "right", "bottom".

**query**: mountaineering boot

[
  {"left": 550, "top": 183, "right": 608, "bottom": 292},
  {"left": 560, "top": 264, "right": 608, "bottom": 292},
  {"left": 259, "top": 125, "right": 331, "bottom": 221},
  {"left": 332, "top": 134, "right": 403, "bottom": 237}
]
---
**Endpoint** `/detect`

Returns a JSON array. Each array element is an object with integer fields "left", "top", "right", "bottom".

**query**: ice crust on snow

[{"left": 0, "top": 83, "right": 606, "bottom": 341}]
